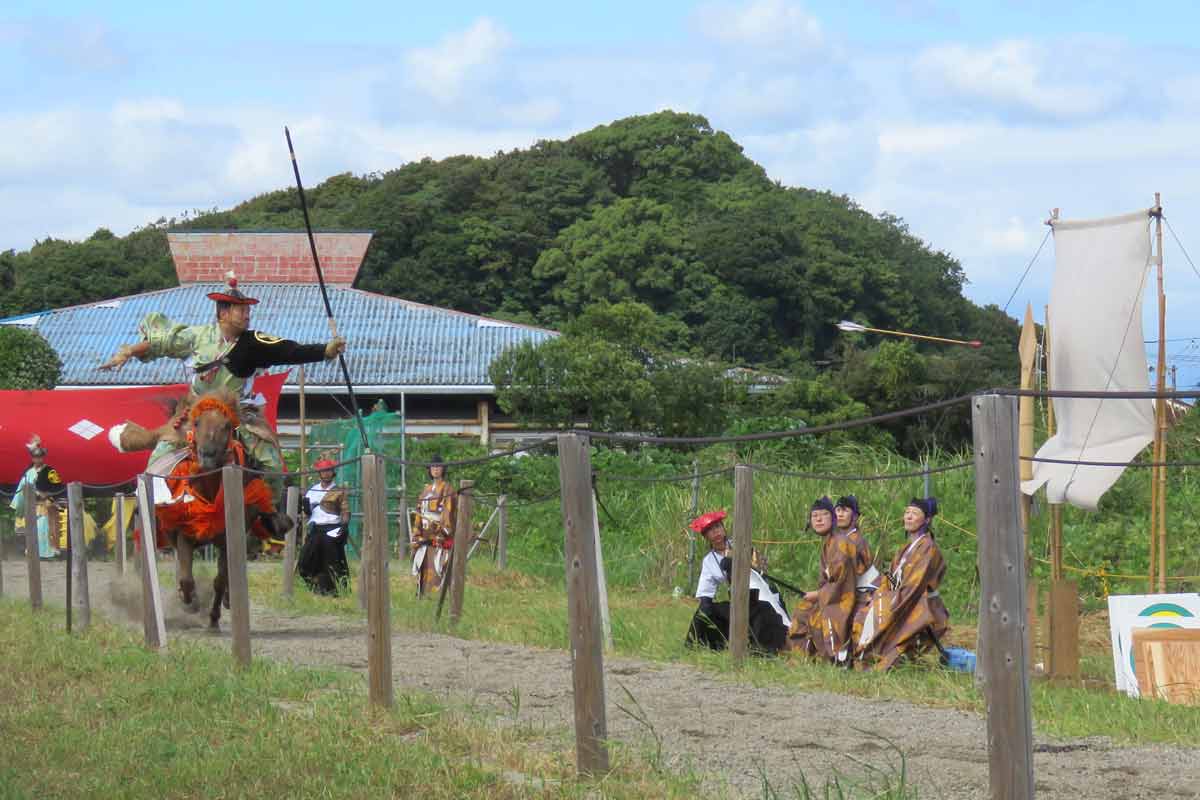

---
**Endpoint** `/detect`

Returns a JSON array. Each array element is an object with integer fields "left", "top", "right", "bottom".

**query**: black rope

[
  {"left": 1002, "top": 226, "right": 1052, "bottom": 314},
  {"left": 1023, "top": 455, "right": 1200, "bottom": 468},
  {"left": 378, "top": 438, "right": 557, "bottom": 468},
  {"left": 583, "top": 394, "right": 974, "bottom": 445},
  {"left": 598, "top": 466, "right": 734, "bottom": 484},
  {"left": 749, "top": 461, "right": 973, "bottom": 482}
]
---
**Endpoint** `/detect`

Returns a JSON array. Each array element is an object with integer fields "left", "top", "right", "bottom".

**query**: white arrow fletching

[{"left": 837, "top": 320, "right": 867, "bottom": 333}]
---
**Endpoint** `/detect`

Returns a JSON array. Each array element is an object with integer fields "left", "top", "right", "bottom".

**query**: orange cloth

[{"left": 153, "top": 458, "right": 277, "bottom": 547}]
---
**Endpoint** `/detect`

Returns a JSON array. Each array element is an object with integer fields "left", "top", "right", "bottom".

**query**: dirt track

[{"left": 5, "top": 559, "right": 1200, "bottom": 799}]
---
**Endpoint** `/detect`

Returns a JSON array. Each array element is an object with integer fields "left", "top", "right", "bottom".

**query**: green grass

[
  {"left": 0, "top": 599, "right": 710, "bottom": 800},
  {"left": 247, "top": 560, "right": 1200, "bottom": 748}
]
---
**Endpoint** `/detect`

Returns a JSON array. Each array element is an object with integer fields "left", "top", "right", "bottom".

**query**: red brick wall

[{"left": 167, "top": 232, "right": 373, "bottom": 285}]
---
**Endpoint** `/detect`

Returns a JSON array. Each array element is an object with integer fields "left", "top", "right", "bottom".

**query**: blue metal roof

[{"left": 11, "top": 285, "right": 557, "bottom": 390}]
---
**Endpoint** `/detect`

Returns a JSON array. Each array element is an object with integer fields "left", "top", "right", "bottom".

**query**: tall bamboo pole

[
  {"left": 298, "top": 366, "right": 307, "bottom": 477},
  {"left": 1153, "top": 194, "right": 1167, "bottom": 593}
]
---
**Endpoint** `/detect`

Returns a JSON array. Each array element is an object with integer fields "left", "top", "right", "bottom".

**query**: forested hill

[{"left": 0, "top": 110, "right": 1016, "bottom": 375}]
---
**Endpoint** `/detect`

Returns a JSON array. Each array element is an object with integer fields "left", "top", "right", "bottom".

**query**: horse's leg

[
  {"left": 210, "top": 540, "right": 228, "bottom": 630},
  {"left": 175, "top": 533, "right": 196, "bottom": 609}
]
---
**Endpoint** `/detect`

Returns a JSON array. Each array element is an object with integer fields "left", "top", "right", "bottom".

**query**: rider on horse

[{"left": 100, "top": 271, "right": 346, "bottom": 481}]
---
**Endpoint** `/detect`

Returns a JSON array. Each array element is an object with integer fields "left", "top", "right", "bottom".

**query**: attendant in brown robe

[
  {"left": 854, "top": 497, "right": 950, "bottom": 671},
  {"left": 788, "top": 496, "right": 868, "bottom": 664},
  {"left": 835, "top": 495, "right": 880, "bottom": 643},
  {"left": 410, "top": 455, "right": 455, "bottom": 597}
]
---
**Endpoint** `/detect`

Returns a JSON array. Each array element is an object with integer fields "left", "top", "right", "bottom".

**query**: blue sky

[{"left": 4, "top": 1, "right": 1200, "bottom": 382}]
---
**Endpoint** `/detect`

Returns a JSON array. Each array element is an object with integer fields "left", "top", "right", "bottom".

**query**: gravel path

[{"left": 5, "top": 559, "right": 1199, "bottom": 799}]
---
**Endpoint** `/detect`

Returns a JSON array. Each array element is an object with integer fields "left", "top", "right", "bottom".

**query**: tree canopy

[
  {"left": 0, "top": 327, "right": 62, "bottom": 390},
  {"left": 0, "top": 110, "right": 1019, "bottom": 450}
]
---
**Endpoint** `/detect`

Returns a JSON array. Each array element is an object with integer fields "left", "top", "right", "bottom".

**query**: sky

[{"left": 4, "top": 0, "right": 1200, "bottom": 383}]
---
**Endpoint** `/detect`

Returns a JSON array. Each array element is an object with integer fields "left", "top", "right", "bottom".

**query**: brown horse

[{"left": 152, "top": 390, "right": 292, "bottom": 629}]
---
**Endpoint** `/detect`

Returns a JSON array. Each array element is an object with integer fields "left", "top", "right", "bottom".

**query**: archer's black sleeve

[{"left": 225, "top": 330, "right": 328, "bottom": 377}]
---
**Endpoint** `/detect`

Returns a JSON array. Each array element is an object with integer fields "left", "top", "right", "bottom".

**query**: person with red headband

[
  {"left": 297, "top": 457, "right": 351, "bottom": 595},
  {"left": 855, "top": 497, "right": 950, "bottom": 670},
  {"left": 100, "top": 272, "right": 346, "bottom": 487},
  {"left": 685, "top": 509, "right": 790, "bottom": 654}
]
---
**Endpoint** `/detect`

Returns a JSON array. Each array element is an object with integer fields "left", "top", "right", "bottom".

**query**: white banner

[{"left": 1021, "top": 210, "right": 1155, "bottom": 510}]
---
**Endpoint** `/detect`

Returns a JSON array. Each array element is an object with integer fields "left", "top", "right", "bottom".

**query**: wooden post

[
  {"left": 116, "top": 494, "right": 128, "bottom": 576},
  {"left": 496, "top": 494, "right": 508, "bottom": 569},
  {"left": 448, "top": 479, "right": 474, "bottom": 627},
  {"left": 688, "top": 460, "right": 700, "bottom": 592},
  {"left": 222, "top": 465, "right": 252, "bottom": 668},
  {"left": 730, "top": 465, "right": 753, "bottom": 665},
  {"left": 396, "top": 493, "right": 409, "bottom": 560},
  {"left": 1153, "top": 194, "right": 1168, "bottom": 593},
  {"left": 972, "top": 394, "right": 1034, "bottom": 800},
  {"left": 362, "top": 453, "right": 393, "bottom": 708},
  {"left": 477, "top": 398, "right": 490, "bottom": 446},
  {"left": 135, "top": 475, "right": 167, "bottom": 650},
  {"left": 590, "top": 490, "right": 614, "bottom": 652},
  {"left": 358, "top": 459, "right": 370, "bottom": 612},
  {"left": 556, "top": 433, "right": 609, "bottom": 776},
  {"left": 283, "top": 486, "right": 299, "bottom": 598},
  {"left": 298, "top": 365, "right": 307, "bottom": 476},
  {"left": 23, "top": 483, "right": 42, "bottom": 611},
  {"left": 1047, "top": 580, "right": 1080, "bottom": 682},
  {"left": 67, "top": 483, "right": 90, "bottom": 631}
]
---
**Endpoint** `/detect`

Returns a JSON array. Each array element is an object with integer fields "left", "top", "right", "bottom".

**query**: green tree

[{"left": 0, "top": 327, "right": 62, "bottom": 389}]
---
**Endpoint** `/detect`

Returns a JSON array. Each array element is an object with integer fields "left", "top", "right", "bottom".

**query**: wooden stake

[
  {"left": 496, "top": 494, "right": 508, "bottom": 569},
  {"left": 556, "top": 433, "right": 609, "bottom": 776},
  {"left": 362, "top": 453, "right": 393, "bottom": 707},
  {"left": 590, "top": 490, "right": 613, "bottom": 652},
  {"left": 972, "top": 394, "right": 1035, "bottom": 800},
  {"left": 283, "top": 486, "right": 299, "bottom": 598},
  {"left": 67, "top": 483, "right": 90, "bottom": 631},
  {"left": 1048, "top": 579, "right": 1080, "bottom": 683},
  {"left": 448, "top": 480, "right": 473, "bottom": 627},
  {"left": 136, "top": 475, "right": 166, "bottom": 650},
  {"left": 730, "top": 465, "right": 753, "bottom": 666},
  {"left": 116, "top": 494, "right": 128, "bottom": 576},
  {"left": 23, "top": 483, "right": 42, "bottom": 611},
  {"left": 222, "top": 465, "right": 251, "bottom": 668},
  {"left": 1153, "top": 193, "right": 1168, "bottom": 593}
]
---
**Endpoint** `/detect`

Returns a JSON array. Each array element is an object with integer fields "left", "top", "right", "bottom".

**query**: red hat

[
  {"left": 207, "top": 272, "right": 259, "bottom": 305},
  {"left": 313, "top": 458, "right": 337, "bottom": 471},
  {"left": 689, "top": 509, "right": 727, "bottom": 534}
]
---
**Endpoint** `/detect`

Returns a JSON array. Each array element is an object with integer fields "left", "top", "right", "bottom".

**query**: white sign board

[{"left": 1107, "top": 593, "right": 1200, "bottom": 697}]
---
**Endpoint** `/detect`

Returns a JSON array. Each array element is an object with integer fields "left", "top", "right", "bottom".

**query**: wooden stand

[
  {"left": 1047, "top": 579, "right": 1080, "bottom": 682},
  {"left": 23, "top": 489, "right": 42, "bottom": 611}
]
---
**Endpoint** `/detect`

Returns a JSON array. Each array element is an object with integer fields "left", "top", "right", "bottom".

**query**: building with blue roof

[{"left": 1, "top": 231, "right": 558, "bottom": 444}]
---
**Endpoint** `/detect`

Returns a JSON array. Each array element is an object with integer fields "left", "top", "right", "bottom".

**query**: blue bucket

[{"left": 944, "top": 647, "right": 976, "bottom": 673}]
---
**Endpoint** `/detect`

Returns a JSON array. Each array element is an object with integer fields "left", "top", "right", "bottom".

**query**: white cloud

[
  {"left": 913, "top": 39, "right": 1124, "bottom": 118},
  {"left": 694, "top": 0, "right": 822, "bottom": 51},
  {"left": 404, "top": 18, "right": 513, "bottom": 102},
  {"left": 982, "top": 216, "right": 1035, "bottom": 254}
]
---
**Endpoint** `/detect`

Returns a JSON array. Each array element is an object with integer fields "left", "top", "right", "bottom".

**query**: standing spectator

[
  {"left": 410, "top": 455, "right": 455, "bottom": 597},
  {"left": 9, "top": 435, "right": 64, "bottom": 560},
  {"left": 297, "top": 458, "right": 351, "bottom": 595}
]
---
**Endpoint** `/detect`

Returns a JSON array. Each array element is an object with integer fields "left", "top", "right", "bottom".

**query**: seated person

[
  {"left": 855, "top": 497, "right": 949, "bottom": 671},
  {"left": 298, "top": 458, "right": 351, "bottom": 595},
  {"left": 685, "top": 510, "right": 791, "bottom": 654},
  {"left": 788, "top": 496, "right": 872, "bottom": 664},
  {"left": 834, "top": 494, "right": 881, "bottom": 643}
]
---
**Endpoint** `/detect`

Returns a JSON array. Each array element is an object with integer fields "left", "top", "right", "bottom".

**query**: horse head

[{"left": 188, "top": 390, "right": 241, "bottom": 472}]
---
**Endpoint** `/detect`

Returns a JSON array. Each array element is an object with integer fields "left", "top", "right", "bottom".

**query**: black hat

[
  {"left": 907, "top": 496, "right": 938, "bottom": 520},
  {"left": 834, "top": 495, "right": 859, "bottom": 515},
  {"left": 810, "top": 496, "right": 835, "bottom": 515},
  {"left": 207, "top": 272, "right": 259, "bottom": 306},
  {"left": 427, "top": 454, "right": 447, "bottom": 475}
]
